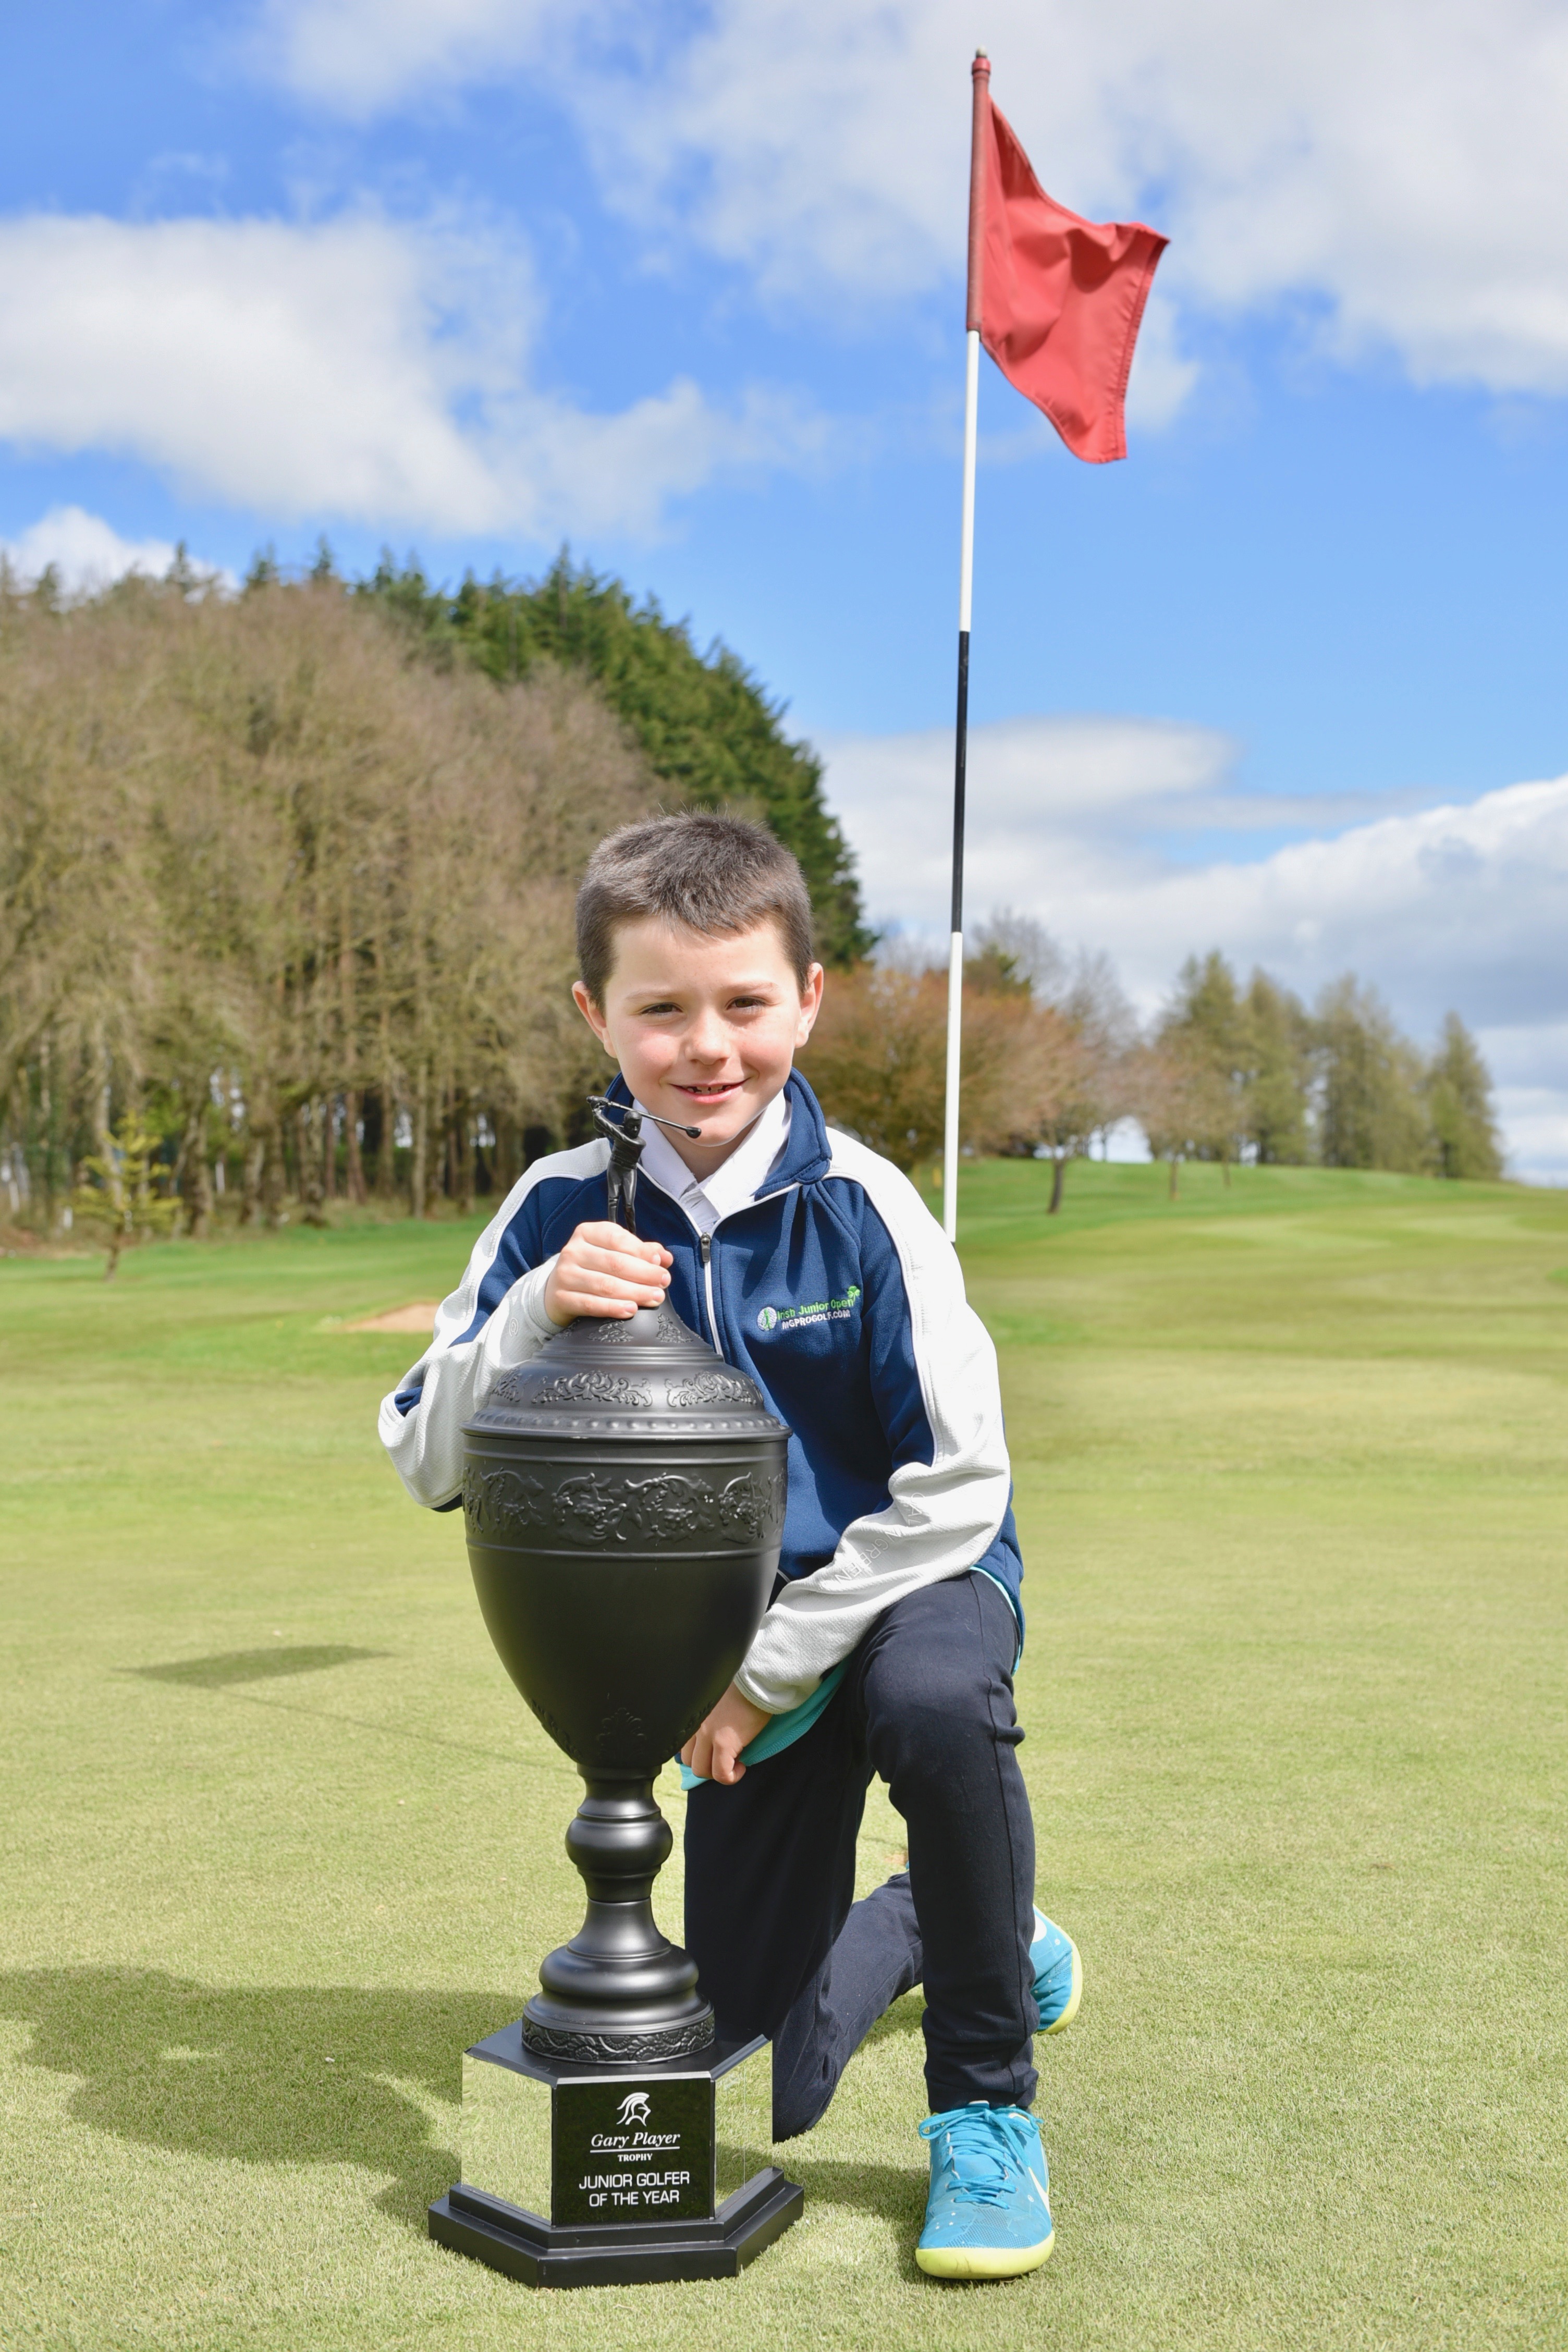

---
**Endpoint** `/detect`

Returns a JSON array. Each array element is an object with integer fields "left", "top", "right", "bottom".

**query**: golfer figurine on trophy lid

[{"left": 426, "top": 1094, "right": 803, "bottom": 2288}]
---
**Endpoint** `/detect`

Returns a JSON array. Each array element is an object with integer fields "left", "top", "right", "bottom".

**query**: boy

[{"left": 380, "top": 812, "right": 1082, "bottom": 2280}]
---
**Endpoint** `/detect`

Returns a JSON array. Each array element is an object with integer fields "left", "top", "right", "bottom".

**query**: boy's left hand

[{"left": 681, "top": 1683, "right": 771, "bottom": 1785}]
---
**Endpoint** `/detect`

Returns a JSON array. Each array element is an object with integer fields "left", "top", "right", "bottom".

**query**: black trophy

[{"left": 428, "top": 1098, "right": 804, "bottom": 2287}]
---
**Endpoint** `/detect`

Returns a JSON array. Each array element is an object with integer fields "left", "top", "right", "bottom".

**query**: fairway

[{"left": 2, "top": 1161, "right": 1564, "bottom": 2350}]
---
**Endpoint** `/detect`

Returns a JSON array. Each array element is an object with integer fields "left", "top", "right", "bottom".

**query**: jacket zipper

[
  {"left": 699, "top": 1231, "right": 720, "bottom": 1355},
  {"left": 635, "top": 1163, "right": 801, "bottom": 1362}
]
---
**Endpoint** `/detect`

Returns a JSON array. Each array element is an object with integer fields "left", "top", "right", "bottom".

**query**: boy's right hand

[{"left": 543, "top": 1222, "right": 672, "bottom": 1326}]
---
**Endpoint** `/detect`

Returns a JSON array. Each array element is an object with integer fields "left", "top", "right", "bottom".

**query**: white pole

[{"left": 942, "top": 325, "right": 981, "bottom": 1245}]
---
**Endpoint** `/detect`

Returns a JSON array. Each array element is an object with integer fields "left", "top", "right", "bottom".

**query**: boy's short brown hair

[{"left": 576, "top": 811, "right": 814, "bottom": 1001}]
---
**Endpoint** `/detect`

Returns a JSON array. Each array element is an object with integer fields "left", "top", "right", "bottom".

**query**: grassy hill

[{"left": 1, "top": 1162, "right": 1564, "bottom": 2350}]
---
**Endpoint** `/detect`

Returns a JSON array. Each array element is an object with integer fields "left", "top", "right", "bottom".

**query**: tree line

[
  {"left": 0, "top": 556, "right": 1504, "bottom": 1261},
  {"left": 808, "top": 925, "right": 1502, "bottom": 1200},
  {"left": 1140, "top": 951, "right": 1502, "bottom": 1189},
  {"left": 1, "top": 568, "right": 666, "bottom": 1241}
]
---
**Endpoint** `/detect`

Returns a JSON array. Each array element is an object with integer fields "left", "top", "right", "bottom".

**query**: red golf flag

[{"left": 968, "top": 55, "right": 1167, "bottom": 463}]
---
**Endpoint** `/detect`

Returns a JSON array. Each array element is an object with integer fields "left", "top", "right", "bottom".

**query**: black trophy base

[
  {"left": 430, "top": 2016, "right": 802, "bottom": 2289},
  {"left": 430, "top": 2169, "right": 803, "bottom": 2289}
]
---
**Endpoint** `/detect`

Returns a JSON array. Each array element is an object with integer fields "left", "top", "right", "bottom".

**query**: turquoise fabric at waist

[
  {"left": 679, "top": 1659, "right": 850, "bottom": 1790},
  {"left": 677, "top": 1570, "right": 1023, "bottom": 1790}
]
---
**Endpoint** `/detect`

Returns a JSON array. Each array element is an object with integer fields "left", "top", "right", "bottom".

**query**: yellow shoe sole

[
  {"left": 1042, "top": 1938, "right": 1083, "bottom": 2035},
  {"left": 915, "top": 2228, "right": 1055, "bottom": 2280}
]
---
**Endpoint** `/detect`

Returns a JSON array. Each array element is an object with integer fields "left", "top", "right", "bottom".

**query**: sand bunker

[{"left": 341, "top": 1302, "right": 439, "bottom": 1334}]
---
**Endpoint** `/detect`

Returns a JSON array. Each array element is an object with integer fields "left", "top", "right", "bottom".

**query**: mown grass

[{"left": 1, "top": 1161, "right": 1564, "bottom": 2350}]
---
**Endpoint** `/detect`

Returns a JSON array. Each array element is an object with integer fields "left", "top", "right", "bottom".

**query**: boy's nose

[{"left": 685, "top": 1014, "right": 729, "bottom": 1060}]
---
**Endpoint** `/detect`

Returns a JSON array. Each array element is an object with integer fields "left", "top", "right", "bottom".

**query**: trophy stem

[{"left": 523, "top": 1774, "right": 715, "bottom": 2063}]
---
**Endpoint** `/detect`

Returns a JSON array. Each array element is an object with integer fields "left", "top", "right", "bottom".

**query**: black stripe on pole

[{"left": 951, "top": 627, "right": 970, "bottom": 935}]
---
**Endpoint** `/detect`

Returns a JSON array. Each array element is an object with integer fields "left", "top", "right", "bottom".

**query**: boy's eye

[
  {"left": 728, "top": 994, "right": 770, "bottom": 1010},
  {"left": 635, "top": 999, "right": 681, "bottom": 1016}
]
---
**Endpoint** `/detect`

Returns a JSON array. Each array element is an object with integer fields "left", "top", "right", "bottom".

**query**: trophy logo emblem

[
  {"left": 616, "top": 2092, "right": 653, "bottom": 2128},
  {"left": 756, "top": 1306, "right": 778, "bottom": 1331}
]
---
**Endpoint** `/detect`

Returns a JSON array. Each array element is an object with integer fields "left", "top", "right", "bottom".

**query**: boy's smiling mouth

[{"left": 674, "top": 1080, "right": 745, "bottom": 1101}]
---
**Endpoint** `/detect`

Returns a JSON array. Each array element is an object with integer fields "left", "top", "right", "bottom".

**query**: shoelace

[{"left": 918, "top": 2108, "right": 1035, "bottom": 2209}]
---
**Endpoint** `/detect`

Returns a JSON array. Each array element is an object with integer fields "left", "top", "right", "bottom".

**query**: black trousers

[{"left": 684, "top": 1571, "right": 1038, "bottom": 2141}]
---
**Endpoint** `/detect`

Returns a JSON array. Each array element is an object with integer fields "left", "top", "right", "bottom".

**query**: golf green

[{"left": 2, "top": 1159, "right": 1563, "bottom": 2348}]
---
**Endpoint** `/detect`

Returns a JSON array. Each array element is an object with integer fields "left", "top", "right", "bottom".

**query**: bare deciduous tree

[{"left": 0, "top": 574, "right": 661, "bottom": 1227}]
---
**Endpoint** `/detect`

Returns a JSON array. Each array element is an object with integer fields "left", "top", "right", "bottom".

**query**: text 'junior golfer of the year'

[
  {"left": 582, "top": 2125, "right": 695, "bottom": 2209},
  {"left": 549, "top": 2078, "right": 716, "bottom": 2225}
]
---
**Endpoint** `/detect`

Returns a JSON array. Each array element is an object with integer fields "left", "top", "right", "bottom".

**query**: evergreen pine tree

[
  {"left": 1315, "top": 977, "right": 1429, "bottom": 1171},
  {"left": 1425, "top": 1012, "right": 1503, "bottom": 1178},
  {"left": 1244, "top": 971, "right": 1313, "bottom": 1163},
  {"left": 1157, "top": 950, "right": 1248, "bottom": 1173}
]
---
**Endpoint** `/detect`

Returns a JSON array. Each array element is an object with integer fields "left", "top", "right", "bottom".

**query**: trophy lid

[{"left": 464, "top": 1304, "right": 790, "bottom": 1443}]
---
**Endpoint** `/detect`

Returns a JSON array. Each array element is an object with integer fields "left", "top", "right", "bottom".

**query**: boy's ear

[
  {"left": 795, "top": 962, "right": 825, "bottom": 1046},
  {"left": 571, "top": 979, "right": 615, "bottom": 1055}
]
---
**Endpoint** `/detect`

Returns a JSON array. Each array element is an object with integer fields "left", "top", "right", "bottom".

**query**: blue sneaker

[
  {"left": 1031, "top": 1907, "right": 1083, "bottom": 2034},
  {"left": 915, "top": 2103, "right": 1054, "bottom": 2279}
]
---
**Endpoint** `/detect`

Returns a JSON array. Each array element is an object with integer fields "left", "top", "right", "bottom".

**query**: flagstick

[
  {"left": 943, "top": 48, "right": 990, "bottom": 1247},
  {"left": 943, "top": 327, "right": 979, "bottom": 1245}
]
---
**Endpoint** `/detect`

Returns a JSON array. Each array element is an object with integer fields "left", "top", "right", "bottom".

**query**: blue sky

[{"left": 4, "top": 2, "right": 1567, "bottom": 1173}]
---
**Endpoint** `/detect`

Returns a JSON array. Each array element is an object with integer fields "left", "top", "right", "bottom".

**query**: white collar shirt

[{"left": 632, "top": 1088, "right": 792, "bottom": 1238}]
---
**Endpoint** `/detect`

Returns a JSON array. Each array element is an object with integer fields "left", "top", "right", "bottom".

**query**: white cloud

[
  {"left": 819, "top": 713, "right": 1568, "bottom": 1179},
  {"left": 249, "top": 0, "right": 558, "bottom": 119},
  {"left": 1124, "top": 296, "right": 1201, "bottom": 434},
  {"left": 1490, "top": 1090, "right": 1568, "bottom": 1183},
  {"left": 1477, "top": 1024, "right": 1568, "bottom": 1184},
  {"left": 828, "top": 714, "right": 1235, "bottom": 834},
  {"left": 258, "top": 0, "right": 1568, "bottom": 401},
  {"left": 0, "top": 210, "right": 822, "bottom": 537},
  {"left": 1, "top": 506, "right": 187, "bottom": 594}
]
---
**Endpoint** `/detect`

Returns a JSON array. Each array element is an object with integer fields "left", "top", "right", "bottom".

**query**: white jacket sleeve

[
  {"left": 378, "top": 1257, "right": 560, "bottom": 1508},
  {"left": 731, "top": 1138, "right": 1013, "bottom": 1716},
  {"left": 378, "top": 1140, "right": 611, "bottom": 1506}
]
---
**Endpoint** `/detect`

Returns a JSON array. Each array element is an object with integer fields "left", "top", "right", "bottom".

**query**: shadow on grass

[
  {"left": 0, "top": 1965, "right": 500, "bottom": 2231},
  {"left": 859, "top": 1992, "right": 924, "bottom": 2047},
  {"left": 781, "top": 2151, "right": 929, "bottom": 2280},
  {"left": 767, "top": 1994, "right": 929, "bottom": 2280},
  {"left": 1, "top": 1967, "right": 935, "bottom": 2257},
  {"left": 132, "top": 1647, "right": 388, "bottom": 1688},
  {"left": 126, "top": 1648, "right": 580, "bottom": 1776}
]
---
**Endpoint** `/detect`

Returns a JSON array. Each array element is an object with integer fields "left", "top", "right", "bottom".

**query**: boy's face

[{"left": 574, "top": 917, "right": 823, "bottom": 1167}]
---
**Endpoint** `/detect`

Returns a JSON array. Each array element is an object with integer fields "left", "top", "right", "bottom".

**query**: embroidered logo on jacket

[{"left": 756, "top": 1285, "right": 860, "bottom": 1334}]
